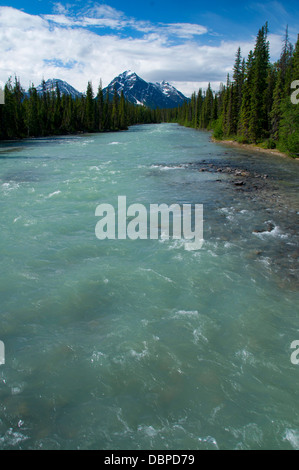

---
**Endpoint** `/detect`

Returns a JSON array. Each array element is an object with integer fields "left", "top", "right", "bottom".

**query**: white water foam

[{"left": 47, "top": 190, "right": 61, "bottom": 198}]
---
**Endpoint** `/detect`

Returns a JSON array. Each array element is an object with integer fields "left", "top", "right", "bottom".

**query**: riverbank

[{"left": 211, "top": 137, "right": 299, "bottom": 160}]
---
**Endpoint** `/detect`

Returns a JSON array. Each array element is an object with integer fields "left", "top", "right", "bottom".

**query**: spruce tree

[
  {"left": 119, "top": 91, "right": 128, "bottom": 130},
  {"left": 248, "top": 23, "right": 271, "bottom": 142},
  {"left": 239, "top": 51, "right": 254, "bottom": 140},
  {"left": 85, "top": 81, "right": 95, "bottom": 132},
  {"left": 96, "top": 80, "right": 104, "bottom": 132},
  {"left": 270, "top": 68, "right": 283, "bottom": 141},
  {"left": 26, "top": 84, "right": 40, "bottom": 137}
]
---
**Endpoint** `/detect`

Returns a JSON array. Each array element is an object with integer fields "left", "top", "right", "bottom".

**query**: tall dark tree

[
  {"left": 248, "top": 23, "right": 271, "bottom": 141},
  {"left": 84, "top": 81, "right": 95, "bottom": 132},
  {"left": 96, "top": 80, "right": 104, "bottom": 132},
  {"left": 26, "top": 84, "right": 40, "bottom": 137}
]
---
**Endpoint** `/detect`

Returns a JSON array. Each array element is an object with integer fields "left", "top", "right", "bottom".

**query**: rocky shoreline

[
  {"left": 155, "top": 160, "right": 275, "bottom": 195},
  {"left": 196, "top": 161, "right": 270, "bottom": 193}
]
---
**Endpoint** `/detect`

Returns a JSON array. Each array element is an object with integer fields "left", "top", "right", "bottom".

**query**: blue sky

[{"left": 0, "top": 1, "right": 298, "bottom": 95}]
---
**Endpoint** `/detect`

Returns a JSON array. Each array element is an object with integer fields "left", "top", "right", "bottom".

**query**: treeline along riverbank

[
  {"left": 164, "top": 24, "right": 299, "bottom": 158},
  {"left": 0, "top": 80, "right": 160, "bottom": 140}
]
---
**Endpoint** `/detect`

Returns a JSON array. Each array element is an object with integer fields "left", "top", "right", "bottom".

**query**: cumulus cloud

[{"left": 0, "top": 5, "right": 287, "bottom": 96}]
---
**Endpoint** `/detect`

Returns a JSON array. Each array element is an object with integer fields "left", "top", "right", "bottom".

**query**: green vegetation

[
  {"left": 166, "top": 25, "right": 299, "bottom": 157},
  {"left": 0, "top": 80, "right": 160, "bottom": 140}
]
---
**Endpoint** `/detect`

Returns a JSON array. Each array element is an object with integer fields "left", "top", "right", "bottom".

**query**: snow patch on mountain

[{"left": 103, "top": 71, "right": 188, "bottom": 109}]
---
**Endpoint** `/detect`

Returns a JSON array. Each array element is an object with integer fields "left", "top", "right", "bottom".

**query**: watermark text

[
  {"left": 0, "top": 87, "right": 4, "bottom": 105},
  {"left": 291, "top": 80, "right": 299, "bottom": 105},
  {"left": 291, "top": 341, "right": 299, "bottom": 365},
  {"left": 95, "top": 196, "right": 204, "bottom": 251}
]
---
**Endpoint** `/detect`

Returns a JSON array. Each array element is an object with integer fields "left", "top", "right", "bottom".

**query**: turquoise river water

[{"left": 0, "top": 123, "right": 299, "bottom": 450}]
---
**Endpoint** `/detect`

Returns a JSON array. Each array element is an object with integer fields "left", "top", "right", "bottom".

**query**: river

[{"left": 0, "top": 123, "right": 298, "bottom": 449}]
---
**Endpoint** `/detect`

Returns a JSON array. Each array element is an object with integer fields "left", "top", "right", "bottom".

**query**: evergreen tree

[
  {"left": 270, "top": 68, "right": 283, "bottom": 141},
  {"left": 53, "top": 82, "right": 62, "bottom": 133},
  {"left": 119, "top": 91, "right": 128, "bottom": 130},
  {"left": 239, "top": 50, "right": 254, "bottom": 140},
  {"left": 96, "top": 80, "right": 104, "bottom": 132},
  {"left": 26, "top": 84, "right": 40, "bottom": 137},
  {"left": 3, "top": 78, "right": 16, "bottom": 139},
  {"left": 111, "top": 86, "right": 119, "bottom": 130},
  {"left": 13, "top": 77, "right": 25, "bottom": 137},
  {"left": 233, "top": 47, "right": 244, "bottom": 116},
  {"left": 291, "top": 34, "right": 299, "bottom": 82},
  {"left": 248, "top": 23, "right": 271, "bottom": 142},
  {"left": 85, "top": 81, "right": 95, "bottom": 132}
]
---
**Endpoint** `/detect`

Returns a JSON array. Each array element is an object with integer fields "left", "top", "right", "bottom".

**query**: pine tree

[
  {"left": 280, "top": 26, "right": 294, "bottom": 88},
  {"left": 201, "top": 83, "right": 214, "bottom": 128},
  {"left": 39, "top": 79, "right": 50, "bottom": 136},
  {"left": 85, "top": 81, "right": 95, "bottom": 132},
  {"left": 196, "top": 89, "right": 203, "bottom": 127},
  {"left": 110, "top": 87, "right": 119, "bottom": 130},
  {"left": 13, "top": 77, "right": 25, "bottom": 138},
  {"left": 248, "top": 23, "right": 271, "bottom": 142},
  {"left": 2, "top": 78, "right": 16, "bottom": 139},
  {"left": 96, "top": 80, "right": 104, "bottom": 132},
  {"left": 26, "top": 84, "right": 40, "bottom": 137},
  {"left": 119, "top": 91, "right": 128, "bottom": 130},
  {"left": 291, "top": 34, "right": 299, "bottom": 82},
  {"left": 233, "top": 47, "right": 243, "bottom": 117},
  {"left": 53, "top": 82, "right": 62, "bottom": 133},
  {"left": 270, "top": 68, "right": 283, "bottom": 141}
]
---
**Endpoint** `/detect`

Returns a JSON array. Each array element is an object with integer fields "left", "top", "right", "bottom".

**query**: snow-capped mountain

[
  {"left": 31, "top": 73, "right": 188, "bottom": 108},
  {"left": 35, "top": 79, "right": 82, "bottom": 99},
  {"left": 103, "top": 71, "right": 188, "bottom": 109}
]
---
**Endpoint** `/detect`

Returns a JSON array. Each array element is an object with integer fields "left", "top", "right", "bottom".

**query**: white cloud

[
  {"left": 52, "top": 3, "right": 70, "bottom": 16},
  {"left": 161, "top": 23, "right": 208, "bottom": 38},
  {"left": 87, "top": 4, "right": 125, "bottom": 20},
  {"left": 0, "top": 6, "right": 288, "bottom": 97},
  {"left": 43, "top": 14, "right": 78, "bottom": 26}
]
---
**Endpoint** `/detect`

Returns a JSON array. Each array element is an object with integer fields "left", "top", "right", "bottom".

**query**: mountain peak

[
  {"left": 104, "top": 72, "right": 188, "bottom": 109},
  {"left": 122, "top": 70, "right": 137, "bottom": 79},
  {"left": 35, "top": 79, "right": 82, "bottom": 99}
]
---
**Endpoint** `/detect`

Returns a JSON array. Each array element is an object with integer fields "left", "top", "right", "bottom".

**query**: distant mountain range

[{"left": 33, "top": 72, "right": 189, "bottom": 109}]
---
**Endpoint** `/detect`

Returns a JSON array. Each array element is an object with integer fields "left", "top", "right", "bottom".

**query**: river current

[{"left": 0, "top": 123, "right": 298, "bottom": 449}]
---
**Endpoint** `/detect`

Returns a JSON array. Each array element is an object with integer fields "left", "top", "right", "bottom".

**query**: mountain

[
  {"left": 103, "top": 71, "right": 188, "bottom": 109},
  {"left": 35, "top": 79, "right": 82, "bottom": 99},
  {"left": 31, "top": 74, "right": 188, "bottom": 109}
]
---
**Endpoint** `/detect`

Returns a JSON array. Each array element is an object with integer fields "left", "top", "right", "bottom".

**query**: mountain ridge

[{"left": 32, "top": 73, "right": 189, "bottom": 109}]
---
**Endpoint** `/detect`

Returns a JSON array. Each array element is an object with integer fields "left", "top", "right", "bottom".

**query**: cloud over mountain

[{"left": 0, "top": 5, "right": 287, "bottom": 97}]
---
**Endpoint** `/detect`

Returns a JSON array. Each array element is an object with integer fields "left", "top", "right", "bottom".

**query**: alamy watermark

[
  {"left": 95, "top": 196, "right": 204, "bottom": 251},
  {"left": 0, "top": 87, "right": 4, "bottom": 105},
  {"left": 0, "top": 341, "right": 4, "bottom": 366},
  {"left": 290, "top": 341, "right": 299, "bottom": 365},
  {"left": 291, "top": 80, "right": 299, "bottom": 105}
]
